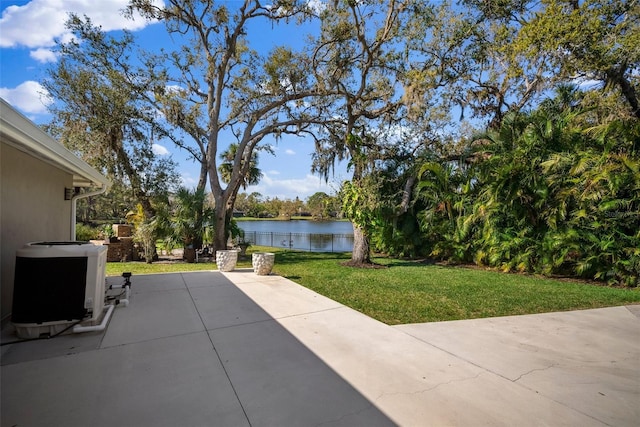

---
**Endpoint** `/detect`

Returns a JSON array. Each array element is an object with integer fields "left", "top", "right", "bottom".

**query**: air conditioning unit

[{"left": 11, "top": 241, "right": 108, "bottom": 339}]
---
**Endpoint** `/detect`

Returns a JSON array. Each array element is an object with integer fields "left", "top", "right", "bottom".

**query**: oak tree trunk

[
  {"left": 213, "top": 211, "right": 228, "bottom": 252},
  {"left": 351, "top": 223, "right": 371, "bottom": 265}
]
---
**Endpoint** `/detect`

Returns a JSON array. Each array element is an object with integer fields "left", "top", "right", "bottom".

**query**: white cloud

[
  {"left": 0, "top": 0, "right": 163, "bottom": 49},
  {"left": 165, "top": 85, "right": 184, "bottom": 94},
  {"left": 285, "top": 149, "right": 296, "bottom": 155},
  {"left": 180, "top": 172, "right": 198, "bottom": 188},
  {"left": 0, "top": 80, "right": 52, "bottom": 114},
  {"left": 29, "top": 47, "right": 57, "bottom": 63},
  {"left": 152, "top": 143, "right": 170, "bottom": 156},
  {"left": 246, "top": 173, "right": 340, "bottom": 200},
  {"left": 306, "top": 0, "right": 327, "bottom": 15},
  {"left": 268, "top": 170, "right": 281, "bottom": 175},
  {"left": 576, "top": 79, "right": 602, "bottom": 90}
]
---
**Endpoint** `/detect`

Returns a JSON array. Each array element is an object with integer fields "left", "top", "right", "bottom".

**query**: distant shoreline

[{"left": 235, "top": 216, "right": 349, "bottom": 222}]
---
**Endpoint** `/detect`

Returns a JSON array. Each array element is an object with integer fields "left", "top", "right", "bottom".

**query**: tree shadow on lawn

[
  {"left": 273, "top": 250, "right": 351, "bottom": 265},
  {"left": 274, "top": 250, "right": 423, "bottom": 270},
  {"left": 275, "top": 251, "right": 390, "bottom": 269}
]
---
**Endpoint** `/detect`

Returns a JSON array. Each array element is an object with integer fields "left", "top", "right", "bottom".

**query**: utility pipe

[
  {"left": 73, "top": 304, "right": 114, "bottom": 334},
  {"left": 111, "top": 284, "right": 130, "bottom": 307},
  {"left": 70, "top": 184, "right": 108, "bottom": 240}
]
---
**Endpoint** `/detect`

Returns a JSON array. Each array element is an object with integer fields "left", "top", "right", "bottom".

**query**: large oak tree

[
  {"left": 44, "top": 16, "right": 179, "bottom": 219},
  {"left": 128, "top": 0, "right": 337, "bottom": 250}
]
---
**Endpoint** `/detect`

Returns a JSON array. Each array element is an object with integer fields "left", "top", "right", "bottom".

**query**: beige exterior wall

[{"left": 1, "top": 143, "right": 73, "bottom": 323}]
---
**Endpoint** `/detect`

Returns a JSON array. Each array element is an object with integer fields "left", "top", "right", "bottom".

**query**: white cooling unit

[{"left": 11, "top": 241, "right": 108, "bottom": 338}]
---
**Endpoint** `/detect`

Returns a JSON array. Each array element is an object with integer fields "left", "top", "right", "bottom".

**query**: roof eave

[{"left": 0, "top": 98, "right": 110, "bottom": 189}]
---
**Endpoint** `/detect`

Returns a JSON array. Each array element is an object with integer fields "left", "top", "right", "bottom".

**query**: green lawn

[{"left": 107, "top": 247, "right": 640, "bottom": 325}]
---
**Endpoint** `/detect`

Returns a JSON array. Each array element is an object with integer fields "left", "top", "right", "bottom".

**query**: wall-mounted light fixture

[{"left": 64, "top": 187, "right": 75, "bottom": 200}]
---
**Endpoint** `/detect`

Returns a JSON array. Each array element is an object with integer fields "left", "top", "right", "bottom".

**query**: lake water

[
  {"left": 237, "top": 220, "right": 353, "bottom": 234},
  {"left": 237, "top": 220, "right": 354, "bottom": 252}
]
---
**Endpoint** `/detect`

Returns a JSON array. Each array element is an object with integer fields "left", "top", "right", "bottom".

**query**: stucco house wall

[
  {"left": 0, "top": 99, "right": 109, "bottom": 324},
  {"left": 1, "top": 144, "right": 75, "bottom": 321}
]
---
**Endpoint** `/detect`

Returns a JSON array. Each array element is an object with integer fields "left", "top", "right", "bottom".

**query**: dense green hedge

[{"left": 370, "top": 109, "right": 639, "bottom": 286}]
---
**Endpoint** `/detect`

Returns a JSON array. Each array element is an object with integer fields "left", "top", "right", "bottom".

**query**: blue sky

[{"left": 0, "top": 0, "right": 347, "bottom": 200}]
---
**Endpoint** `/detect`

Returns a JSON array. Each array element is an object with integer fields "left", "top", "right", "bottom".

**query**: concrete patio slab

[
  {"left": 2, "top": 270, "right": 638, "bottom": 427},
  {"left": 395, "top": 306, "right": 640, "bottom": 380},
  {"left": 228, "top": 269, "right": 343, "bottom": 318},
  {"left": 394, "top": 307, "right": 640, "bottom": 427},
  {"left": 222, "top": 270, "right": 639, "bottom": 426},
  {"left": 2, "top": 331, "right": 248, "bottom": 427},
  {"left": 180, "top": 269, "right": 226, "bottom": 289},
  {"left": 189, "top": 280, "right": 273, "bottom": 330},
  {"left": 209, "top": 318, "right": 393, "bottom": 426},
  {"left": 2, "top": 271, "right": 394, "bottom": 427},
  {"left": 101, "top": 287, "right": 204, "bottom": 348},
  {"left": 1, "top": 327, "right": 104, "bottom": 366},
  {"left": 123, "top": 271, "right": 187, "bottom": 293}
]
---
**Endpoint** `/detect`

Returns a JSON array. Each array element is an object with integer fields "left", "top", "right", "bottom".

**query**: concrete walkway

[{"left": 1, "top": 270, "right": 638, "bottom": 426}]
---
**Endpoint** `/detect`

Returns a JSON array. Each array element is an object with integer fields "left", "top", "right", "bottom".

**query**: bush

[{"left": 76, "top": 223, "right": 101, "bottom": 241}]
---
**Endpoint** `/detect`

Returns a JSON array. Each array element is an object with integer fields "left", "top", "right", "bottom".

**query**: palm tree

[
  {"left": 218, "top": 143, "right": 263, "bottom": 189},
  {"left": 166, "top": 187, "right": 214, "bottom": 262}
]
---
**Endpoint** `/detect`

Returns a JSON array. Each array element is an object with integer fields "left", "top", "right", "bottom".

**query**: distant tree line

[
  {"left": 78, "top": 190, "right": 341, "bottom": 224},
  {"left": 234, "top": 191, "right": 342, "bottom": 219}
]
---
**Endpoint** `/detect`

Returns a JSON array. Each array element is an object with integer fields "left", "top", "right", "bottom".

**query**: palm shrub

[
  {"left": 540, "top": 116, "right": 640, "bottom": 285},
  {"left": 165, "top": 187, "right": 215, "bottom": 260},
  {"left": 415, "top": 106, "right": 639, "bottom": 286},
  {"left": 415, "top": 161, "right": 475, "bottom": 263},
  {"left": 134, "top": 219, "right": 158, "bottom": 264},
  {"left": 369, "top": 212, "right": 427, "bottom": 258},
  {"left": 126, "top": 203, "right": 168, "bottom": 263},
  {"left": 471, "top": 110, "right": 574, "bottom": 272},
  {"left": 363, "top": 162, "right": 430, "bottom": 258}
]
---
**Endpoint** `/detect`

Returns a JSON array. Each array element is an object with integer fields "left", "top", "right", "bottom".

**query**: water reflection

[{"left": 242, "top": 231, "right": 354, "bottom": 253}]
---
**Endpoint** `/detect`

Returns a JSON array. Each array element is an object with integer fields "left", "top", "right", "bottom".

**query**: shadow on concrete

[{"left": 1, "top": 271, "right": 395, "bottom": 426}]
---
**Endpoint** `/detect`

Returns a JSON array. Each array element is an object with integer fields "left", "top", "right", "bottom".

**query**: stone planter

[
  {"left": 252, "top": 252, "right": 275, "bottom": 275},
  {"left": 216, "top": 250, "right": 237, "bottom": 272}
]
